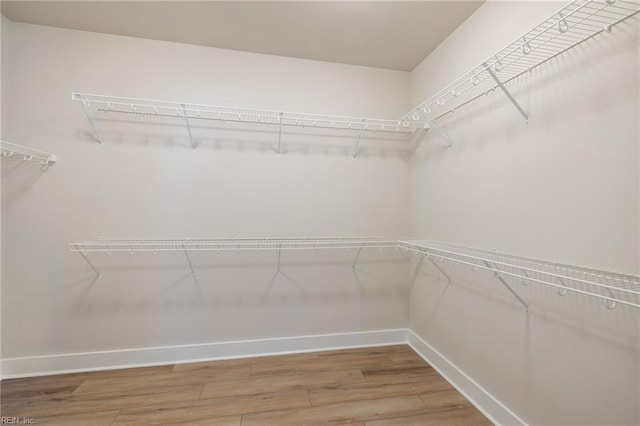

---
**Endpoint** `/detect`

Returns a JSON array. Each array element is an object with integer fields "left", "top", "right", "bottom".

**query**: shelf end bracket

[
  {"left": 409, "top": 126, "right": 429, "bottom": 154},
  {"left": 79, "top": 101, "right": 103, "bottom": 144},
  {"left": 483, "top": 62, "right": 529, "bottom": 123},
  {"left": 79, "top": 251, "right": 101, "bottom": 278}
]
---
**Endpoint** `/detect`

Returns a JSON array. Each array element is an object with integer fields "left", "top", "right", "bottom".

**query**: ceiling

[{"left": 1, "top": 1, "right": 483, "bottom": 72}]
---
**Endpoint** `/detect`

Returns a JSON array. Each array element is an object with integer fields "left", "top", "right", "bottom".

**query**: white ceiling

[{"left": 1, "top": 1, "right": 483, "bottom": 71}]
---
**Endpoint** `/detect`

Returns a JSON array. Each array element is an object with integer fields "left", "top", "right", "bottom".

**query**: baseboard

[
  {"left": 1, "top": 328, "right": 524, "bottom": 425},
  {"left": 1, "top": 329, "right": 408, "bottom": 379},
  {"left": 408, "top": 330, "right": 526, "bottom": 426}
]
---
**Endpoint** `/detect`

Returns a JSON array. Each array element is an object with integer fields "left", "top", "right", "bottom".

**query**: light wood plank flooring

[{"left": 1, "top": 345, "right": 492, "bottom": 425}]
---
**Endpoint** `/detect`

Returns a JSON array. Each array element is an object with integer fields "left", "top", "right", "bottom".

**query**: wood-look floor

[{"left": 0, "top": 345, "right": 492, "bottom": 425}]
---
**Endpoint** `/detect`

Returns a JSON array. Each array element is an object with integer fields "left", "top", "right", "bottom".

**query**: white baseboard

[
  {"left": 1, "top": 329, "right": 408, "bottom": 379},
  {"left": 408, "top": 330, "right": 526, "bottom": 426},
  {"left": 1, "top": 328, "right": 524, "bottom": 426}
]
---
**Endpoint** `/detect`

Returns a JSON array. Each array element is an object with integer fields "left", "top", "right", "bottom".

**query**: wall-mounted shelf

[
  {"left": 70, "top": 237, "right": 639, "bottom": 310},
  {"left": 1, "top": 141, "right": 57, "bottom": 164},
  {"left": 69, "top": 237, "right": 400, "bottom": 277},
  {"left": 69, "top": 237, "right": 399, "bottom": 253},
  {"left": 72, "top": 2, "right": 639, "bottom": 152},
  {"left": 72, "top": 93, "right": 429, "bottom": 157},
  {"left": 401, "top": 0, "right": 640, "bottom": 127},
  {"left": 399, "top": 240, "right": 640, "bottom": 310}
]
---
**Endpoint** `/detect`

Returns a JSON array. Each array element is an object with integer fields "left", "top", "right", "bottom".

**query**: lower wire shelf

[
  {"left": 69, "top": 238, "right": 640, "bottom": 310},
  {"left": 399, "top": 240, "right": 640, "bottom": 310}
]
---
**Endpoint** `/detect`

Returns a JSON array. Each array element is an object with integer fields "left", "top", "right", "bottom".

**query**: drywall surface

[
  {"left": 1, "top": 19, "right": 412, "bottom": 363},
  {"left": 408, "top": 1, "right": 639, "bottom": 425}
]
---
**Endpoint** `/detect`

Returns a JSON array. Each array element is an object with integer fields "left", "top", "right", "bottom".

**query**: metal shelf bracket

[
  {"left": 484, "top": 260, "right": 529, "bottom": 311},
  {"left": 483, "top": 62, "right": 529, "bottom": 123},
  {"left": 182, "top": 104, "right": 196, "bottom": 149},
  {"left": 277, "top": 112, "right": 284, "bottom": 155},
  {"left": 79, "top": 251, "right": 101, "bottom": 278},
  {"left": 79, "top": 99, "right": 104, "bottom": 145},
  {"left": 428, "top": 257, "right": 452, "bottom": 284},
  {"left": 427, "top": 119, "right": 452, "bottom": 147},
  {"left": 352, "top": 119, "right": 365, "bottom": 159},
  {"left": 183, "top": 245, "right": 195, "bottom": 275}
]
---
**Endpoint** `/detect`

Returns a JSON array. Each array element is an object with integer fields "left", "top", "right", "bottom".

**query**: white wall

[
  {"left": 409, "top": 1, "right": 639, "bottom": 425},
  {"left": 1, "top": 19, "right": 412, "bottom": 362}
]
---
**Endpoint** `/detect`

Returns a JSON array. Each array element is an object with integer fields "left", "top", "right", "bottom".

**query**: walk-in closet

[{"left": 1, "top": 1, "right": 638, "bottom": 424}]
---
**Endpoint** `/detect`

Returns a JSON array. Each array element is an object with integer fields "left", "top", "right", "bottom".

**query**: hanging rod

[
  {"left": 72, "top": 92, "right": 428, "bottom": 148},
  {"left": 399, "top": 240, "right": 640, "bottom": 310},
  {"left": 400, "top": 0, "right": 640, "bottom": 125},
  {"left": 1, "top": 141, "right": 57, "bottom": 164}
]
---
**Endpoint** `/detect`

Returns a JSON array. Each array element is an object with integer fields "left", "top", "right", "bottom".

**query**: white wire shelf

[
  {"left": 399, "top": 240, "right": 640, "bottom": 310},
  {"left": 1, "top": 141, "right": 57, "bottom": 164},
  {"left": 72, "top": 1, "right": 639, "bottom": 151},
  {"left": 69, "top": 237, "right": 400, "bottom": 253},
  {"left": 72, "top": 92, "right": 429, "bottom": 156},
  {"left": 70, "top": 237, "right": 639, "bottom": 310},
  {"left": 69, "top": 237, "right": 400, "bottom": 278},
  {"left": 400, "top": 0, "right": 640, "bottom": 125}
]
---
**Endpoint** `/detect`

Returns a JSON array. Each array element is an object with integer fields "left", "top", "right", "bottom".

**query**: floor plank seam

[{"left": 109, "top": 408, "right": 122, "bottom": 425}]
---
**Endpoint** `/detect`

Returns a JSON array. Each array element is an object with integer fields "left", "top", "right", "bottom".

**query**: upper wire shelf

[
  {"left": 1, "top": 141, "right": 57, "bottom": 164},
  {"left": 400, "top": 0, "right": 640, "bottom": 124},
  {"left": 399, "top": 240, "right": 640, "bottom": 310},
  {"left": 73, "top": 93, "right": 429, "bottom": 156},
  {"left": 72, "top": 1, "right": 639, "bottom": 151},
  {"left": 72, "top": 93, "right": 426, "bottom": 135}
]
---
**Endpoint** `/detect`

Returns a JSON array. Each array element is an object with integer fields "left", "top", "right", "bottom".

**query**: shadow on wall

[
  {"left": 37, "top": 250, "right": 412, "bottom": 316},
  {"left": 410, "top": 256, "right": 639, "bottom": 354},
  {"left": 1, "top": 158, "right": 52, "bottom": 206}
]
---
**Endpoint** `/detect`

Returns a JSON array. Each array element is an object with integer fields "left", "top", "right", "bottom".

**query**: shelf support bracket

[
  {"left": 353, "top": 119, "right": 365, "bottom": 159},
  {"left": 352, "top": 243, "right": 364, "bottom": 269},
  {"left": 409, "top": 126, "right": 430, "bottom": 155},
  {"left": 483, "top": 62, "right": 529, "bottom": 123},
  {"left": 182, "top": 104, "right": 195, "bottom": 149},
  {"left": 277, "top": 112, "right": 284, "bottom": 155},
  {"left": 427, "top": 257, "right": 452, "bottom": 283},
  {"left": 80, "top": 102, "right": 103, "bottom": 145},
  {"left": 79, "top": 252, "right": 101, "bottom": 278},
  {"left": 484, "top": 260, "right": 529, "bottom": 311},
  {"left": 276, "top": 244, "right": 282, "bottom": 273},
  {"left": 427, "top": 119, "right": 452, "bottom": 148},
  {"left": 183, "top": 245, "right": 195, "bottom": 275},
  {"left": 410, "top": 256, "right": 425, "bottom": 285}
]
